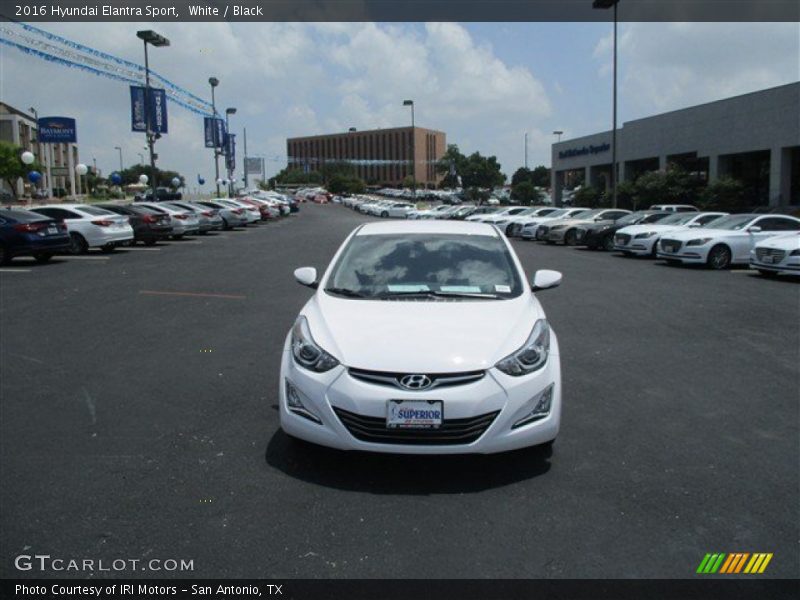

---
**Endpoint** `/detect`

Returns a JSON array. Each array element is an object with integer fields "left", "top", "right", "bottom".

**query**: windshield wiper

[
  {"left": 377, "top": 290, "right": 501, "bottom": 300},
  {"left": 325, "top": 287, "right": 367, "bottom": 298}
]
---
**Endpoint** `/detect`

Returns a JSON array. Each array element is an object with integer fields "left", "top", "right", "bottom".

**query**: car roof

[{"left": 356, "top": 220, "right": 500, "bottom": 237}]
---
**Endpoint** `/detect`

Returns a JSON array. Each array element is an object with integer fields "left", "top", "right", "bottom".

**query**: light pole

[
  {"left": 593, "top": 0, "right": 619, "bottom": 207},
  {"left": 137, "top": 30, "right": 170, "bottom": 195},
  {"left": 209, "top": 77, "right": 221, "bottom": 197},
  {"left": 225, "top": 107, "right": 237, "bottom": 196},
  {"left": 553, "top": 130, "right": 564, "bottom": 143},
  {"left": 524, "top": 132, "right": 529, "bottom": 170},
  {"left": 402, "top": 100, "right": 416, "bottom": 194},
  {"left": 114, "top": 146, "right": 124, "bottom": 171}
]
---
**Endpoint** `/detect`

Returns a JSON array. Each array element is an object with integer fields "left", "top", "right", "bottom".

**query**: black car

[
  {"left": 97, "top": 204, "right": 173, "bottom": 245},
  {"left": 577, "top": 211, "right": 671, "bottom": 251},
  {"left": 134, "top": 187, "right": 183, "bottom": 203},
  {"left": 0, "top": 208, "right": 71, "bottom": 264}
]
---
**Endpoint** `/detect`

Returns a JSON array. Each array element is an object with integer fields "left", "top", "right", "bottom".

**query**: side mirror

[
  {"left": 688, "top": 222, "right": 701, "bottom": 228},
  {"left": 294, "top": 267, "right": 318, "bottom": 289},
  {"left": 531, "top": 269, "right": 562, "bottom": 291},
  {"left": 748, "top": 226, "right": 762, "bottom": 233}
]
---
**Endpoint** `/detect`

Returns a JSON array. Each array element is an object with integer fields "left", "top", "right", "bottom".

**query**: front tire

[
  {"left": 707, "top": 244, "right": 732, "bottom": 270},
  {"left": 33, "top": 252, "right": 53, "bottom": 263},
  {"left": 68, "top": 233, "right": 88, "bottom": 255},
  {"left": 380, "top": 211, "right": 389, "bottom": 218},
  {"left": 603, "top": 236, "right": 615, "bottom": 252},
  {"left": 564, "top": 229, "right": 578, "bottom": 246}
]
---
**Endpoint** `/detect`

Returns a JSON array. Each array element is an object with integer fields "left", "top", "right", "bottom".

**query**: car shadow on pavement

[{"left": 264, "top": 429, "right": 552, "bottom": 495}]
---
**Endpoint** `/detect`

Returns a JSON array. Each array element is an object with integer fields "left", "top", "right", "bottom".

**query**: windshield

[
  {"left": 704, "top": 215, "right": 757, "bottom": 230},
  {"left": 616, "top": 213, "right": 645, "bottom": 226},
  {"left": 571, "top": 210, "right": 598, "bottom": 219},
  {"left": 77, "top": 205, "right": 115, "bottom": 216},
  {"left": 658, "top": 213, "right": 695, "bottom": 225},
  {"left": 325, "top": 233, "right": 522, "bottom": 300},
  {"left": 543, "top": 209, "right": 569, "bottom": 218}
]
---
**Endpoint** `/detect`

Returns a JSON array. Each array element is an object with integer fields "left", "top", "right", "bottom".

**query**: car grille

[
  {"left": 333, "top": 407, "right": 499, "bottom": 445},
  {"left": 661, "top": 238, "right": 682, "bottom": 253},
  {"left": 616, "top": 233, "right": 631, "bottom": 245},
  {"left": 538, "top": 225, "right": 550, "bottom": 235},
  {"left": 348, "top": 368, "right": 485, "bottom": 391},
  {"left": 756, "top": 248, "right": 786, "bottom": 262}
]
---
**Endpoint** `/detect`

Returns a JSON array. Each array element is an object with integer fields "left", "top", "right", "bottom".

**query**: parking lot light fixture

[
  {"left": 403, "top": 100, "right": 416, "bottom": 195},
  {"left": 209, "top": 77, "right": 221, "bottom": 198},
  {"left": 137, "top": 29, "right": 170, "bottom": 194},
  {"left": 593, "top": 0, "right": 620, "bottom": 208},
  {"left": 225, "top": 107, "right": 237, "bottom": 196}
]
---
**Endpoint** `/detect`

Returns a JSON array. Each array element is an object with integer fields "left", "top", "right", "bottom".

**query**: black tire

[
  {"left": 221, "top": 218, "right": 230, "bottom": 230},
  {"left": 100, "top": 244, "right": 116, "bottom": 253},
  {"left": 0, "top": 245, "right": 9, "bottom": 265},
  {"left": 707, "top": 244, "right": 732, "bottom": 270},
  {"left": 603, "top": 235, "right": 615, "bottom": 252},
  {"left": 171, "top": 234, "right": 184, "bottom": 240},
  {"left": 144, "top": 238, "right": 157, "bottom": 246},
  {"left": 33, "top": 252, "right": 53, "bottom": 263},
  {"left": 649, "top": 241, "right": 659, "bottom": 258},
  {"left": 564, "top": 229, "right": 578, "bottom": 246},
  {"left": 380, "top": 211, "right": 389, "bottom": 218},
  {"left": 68, "top": 233, "right": 88, "bottom": 255},
  {"left": 758, "top": 269, "right": 778, "bottom": 278}
]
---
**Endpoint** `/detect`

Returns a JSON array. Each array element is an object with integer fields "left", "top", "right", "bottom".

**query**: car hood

[
  {"left": 661, "top": 228, "right": 739, "bottom": 241},
  {"left": 300, "top": 293, "right": 544, "bottom": 373},
  {"left": 617, "top": 224, "right": 690, "bottom": 235},
  {"left": 755, "top": 232, "right": 800, "bottom": 250}
]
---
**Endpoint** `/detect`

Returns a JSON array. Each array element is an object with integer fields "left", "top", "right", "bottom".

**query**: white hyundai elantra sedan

[{"left": 279, "top": 220, "right": 563, "bottom": 454}]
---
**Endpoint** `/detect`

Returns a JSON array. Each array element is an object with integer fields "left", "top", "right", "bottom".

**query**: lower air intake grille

[{"left": 333, "top": 407, "right": 499, "bottom": 445}]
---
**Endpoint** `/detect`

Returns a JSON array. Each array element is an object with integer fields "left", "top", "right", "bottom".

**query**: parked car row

[
  {"left": 0, "top": 193, "right": 299, "bottom": 265},
  {"left": 334, "top": 197, "right": 800, "bottom": 277}
]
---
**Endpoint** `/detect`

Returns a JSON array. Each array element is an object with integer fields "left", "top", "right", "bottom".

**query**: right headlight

[
  {"left": 495, "top": 319, "right": 550, "bottom": 376},
  {"left": 291, "top": 316, "right": 340, "bottom": 372},
  {"left": 687, "top": 238, "right": 712, "bottom": 246},
  {"left": 789, "top": 248, "right": 800, "bottom": 256},
  {"left": 634, "top": 232, "right": 656, "bottom": 239}
]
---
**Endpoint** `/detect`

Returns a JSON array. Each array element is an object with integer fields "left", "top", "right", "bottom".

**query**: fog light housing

[
  {"left": 285, "top": 380, "right": 322, "bottom": 424},
  {"left": 512, "top": 384, "right": 554, "bottom": 429}
]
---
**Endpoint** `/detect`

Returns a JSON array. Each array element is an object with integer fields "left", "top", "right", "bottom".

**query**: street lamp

[
  {"left": 402, "top": 100, "right": 416, "bottom": 194},
  {"left": 553, "top": 130, "right": 564, "bottom": 142},
  {"left": 209, "top": 77, "right": 221, "bottom": 197},
  {"left": 593, "top": 0, "right": 619, "bottom": 207},
  {"left": 225, "top": 107, "right": 237, "bottom": 196},
  {"left": 137, "top": 29, "right": 170, "bottom": 194},
  {"left": 524, "top": 132, "right": 529, "bottom": 169},
  {"left": 114, "top": 146, "right": 124, "bottom": 171}
]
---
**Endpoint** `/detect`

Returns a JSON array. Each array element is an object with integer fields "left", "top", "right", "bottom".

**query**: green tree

[
  {"left": 699, "top": 176, "right": 747, "bottom": 212},
  {"left": 510, "top": 181, "right": 543, "bottom": 205},
  {"left": 320, "top": 161, "right": 356, "bottom": 184},
  {"left": 0, "top": 142, "right": 42, "bottom": 200},
  {"left": 511, "top": 167, "right": 533, "bottom": 187},
  {"left": 328, "top": 174, "right": 366, "bottom": 195},
  {"left": 118, "top": 164, "right": 183, "bottom": 187},
  {"left": 572, "top": 185, "right": 607, "bottom": 208},
  {"left": 511, "top": 165, "right": 550, "bottom": 188}
]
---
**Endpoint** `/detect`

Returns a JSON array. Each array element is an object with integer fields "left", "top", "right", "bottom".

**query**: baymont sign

[{"left": 558, "top": 142, "right": 610, "bottom": 160}]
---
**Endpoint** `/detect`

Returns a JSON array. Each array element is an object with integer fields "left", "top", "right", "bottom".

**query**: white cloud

[{"left": 593, "top": 22, "right": 800, "bottom": 118}]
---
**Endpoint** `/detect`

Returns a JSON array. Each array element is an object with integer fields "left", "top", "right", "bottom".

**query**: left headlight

[
  {"left": 634, "top": 231, "right": 656, "bottom": 239},
  {"left": 291, "top": 316, "right": 340, "bottom": 372},
  {"left": 495, "top": 319, "right": 550, "bottom": 376},
  {"left": 687, "top": 237, "right": 712, "bottom": 246}
]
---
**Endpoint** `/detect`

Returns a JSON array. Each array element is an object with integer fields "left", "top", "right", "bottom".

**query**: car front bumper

[
  {"left": 278, "top": 335, "right": 561, "bottom": 455},
  {"left": 614, "top": 236, "right": 657, "bottom": 255},
  {"left": 749, "top": 257, "right": 800, "bottom": 275},
  {"left": 656, "top": 246, "right": 710, "bottom": 263},
  {"left": 546, "top": 229, "right": 568, "bottom": 243}
]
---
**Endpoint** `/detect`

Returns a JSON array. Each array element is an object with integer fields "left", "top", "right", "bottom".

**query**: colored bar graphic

[{"left": 699, "top": 552, "right": 773, "bottom": 574}]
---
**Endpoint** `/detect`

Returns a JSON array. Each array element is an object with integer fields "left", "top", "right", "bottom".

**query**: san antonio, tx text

[{"left": 16, "top": 584, "right": 278, "bottom": 596}]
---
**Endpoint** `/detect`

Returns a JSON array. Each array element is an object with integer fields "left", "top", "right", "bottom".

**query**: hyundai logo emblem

[{"left": 399, "top": 374, "right": 433, "bottom": 390}]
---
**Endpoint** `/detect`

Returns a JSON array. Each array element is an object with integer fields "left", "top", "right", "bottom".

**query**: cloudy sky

[{"left": 1, "top": 22, "right": 797, "bottom": 184}]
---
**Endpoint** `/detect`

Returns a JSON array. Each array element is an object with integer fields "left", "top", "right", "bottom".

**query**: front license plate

[
  {"left": 386, "top": 400, "right": 443, "bottom": 429},
  {"left": 762, "top": 256, "right": 774, "bottom": 263},
  {"left": 47, "top": 226, "right": 57, "bottom": 234}
]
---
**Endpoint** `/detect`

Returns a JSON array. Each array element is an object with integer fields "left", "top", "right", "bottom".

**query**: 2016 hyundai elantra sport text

[{"left": 279, "top": 220, "right": 563, "bottom": 454}]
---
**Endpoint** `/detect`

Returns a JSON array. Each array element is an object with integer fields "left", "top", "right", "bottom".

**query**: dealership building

[
  {"left": 551, "top": 82, "right": 799, "bottom": 207},
  {"left": 287, "top": 126, "right": 446, "bottom": 188}
]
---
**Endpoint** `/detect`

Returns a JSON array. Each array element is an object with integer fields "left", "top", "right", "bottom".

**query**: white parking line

[
  {"left": 0, "top": 268, "right": 31, "bottom": 273},
  {"left": 730, "top": 269, "right": 753, "bottom": 273},
  {"left": 124, "top": 247, "right": 162, "bottom": 251},
  {"left": 58, "top": 256, "right": 110, "bottom": 260},
  {"left": 175, "top": 240, "right": 203, "bottom": 245}
]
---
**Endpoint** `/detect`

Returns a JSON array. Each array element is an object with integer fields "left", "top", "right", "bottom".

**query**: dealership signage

[
  {"left": 225, "top": 133, "right": 236, "bottom": 171},
  {"left": 558, "top": 142, "right": 610, "bottom": 160},
  {"left": 130, "top": 86, "right": 168, "bottom": 134},
  {"left": 37, "top": 117, "right": 77, "bottom": 144}
]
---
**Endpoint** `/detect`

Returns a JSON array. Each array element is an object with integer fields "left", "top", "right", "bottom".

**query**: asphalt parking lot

[{"left": 1, "top": 203, "right": 798, "bottom": 579}]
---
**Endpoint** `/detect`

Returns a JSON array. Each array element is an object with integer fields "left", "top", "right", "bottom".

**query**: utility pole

[
  {"left": 137, "top": 30, "right": 170, "bottom": 196},
  {"left": 524, "top": 132, "right": 529, "bottom": 170},
  {"left": 243, "top": 128, "right": 248, "bottom": 189},
  {"left": 209, "top": 77, "right": 220, "bottom": 197}
]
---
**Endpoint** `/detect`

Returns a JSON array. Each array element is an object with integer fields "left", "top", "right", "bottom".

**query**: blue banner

[
  {"left": 204, "top": 117, "right": 226, "bottom": 148},
  {"left": 215, "top": 118, "right": 226, "bottom": 149},
  {"left": 37, "top": 117, "right": 76, "bottom": 143},
  {"left": 225, "top": 133, "right": 236, "bottom": 171},
  {"left": 130, "top": 86, "right": 168, "bottom": 134},
  {"left": 204, "top": 117, "right": 215, "bottom": 148}
]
